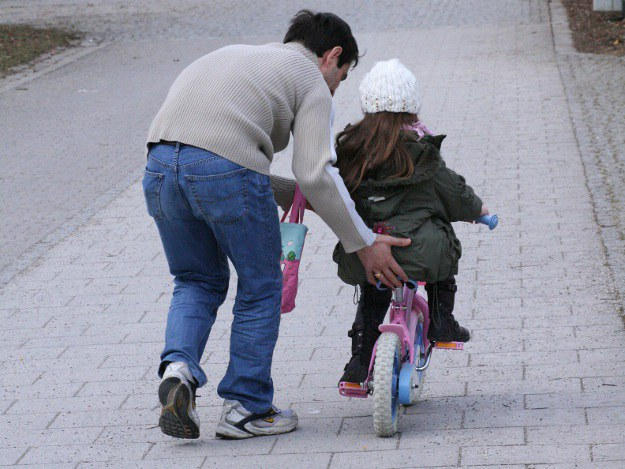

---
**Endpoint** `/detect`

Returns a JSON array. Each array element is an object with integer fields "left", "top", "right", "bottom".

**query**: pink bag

[{"left": 279, "top": 186, "right": 308, "bottom": 314}]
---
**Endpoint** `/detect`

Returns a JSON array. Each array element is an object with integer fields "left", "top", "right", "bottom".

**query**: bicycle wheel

[{"left": 372, "top": 332, "right": 401, "bottom": 437}]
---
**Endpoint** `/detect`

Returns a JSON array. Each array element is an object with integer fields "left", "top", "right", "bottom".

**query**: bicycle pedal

[
  {"left": 434, "top": 341, "right": 464, "bottom": 350},
  {"left": 338, "top": 381, "right": 369, "bottom": 398}
]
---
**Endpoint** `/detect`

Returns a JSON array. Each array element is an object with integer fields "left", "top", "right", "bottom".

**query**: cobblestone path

[{"left": 1, "top": 1, "right": 624, "bottom": 467}]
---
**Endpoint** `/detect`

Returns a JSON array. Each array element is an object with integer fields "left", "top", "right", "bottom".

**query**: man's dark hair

[{"left": 283, "top": 10, "right": 359, "bottom": 68}]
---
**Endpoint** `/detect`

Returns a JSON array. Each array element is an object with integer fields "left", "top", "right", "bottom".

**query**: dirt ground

[
  {"left": 0, "top": 24, "right": 80, "bottom": 77},
  {"left": 562, "top": 0, "right": 625, "bottom": 55}
]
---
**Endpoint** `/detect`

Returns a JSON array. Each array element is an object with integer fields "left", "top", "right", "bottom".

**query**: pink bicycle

[{"left": 339, "top": 214, "right": 498, "bottom": 436}]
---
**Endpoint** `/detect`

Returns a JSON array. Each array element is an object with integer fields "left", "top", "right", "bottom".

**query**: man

[{"left": 143, "top": 10, "right": 410, "bottom": 440}]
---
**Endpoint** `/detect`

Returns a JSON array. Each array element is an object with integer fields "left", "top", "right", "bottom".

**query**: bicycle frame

[
  {"left": 338, "top": 214, "right": 497, "bottom": 436},
  {"left": 338, "top": 281, "right": 454, "bottom": 398}
]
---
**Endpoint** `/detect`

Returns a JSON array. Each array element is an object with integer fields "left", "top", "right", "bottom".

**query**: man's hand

[{"left": 356, "top": 234, "right": 411, "bottom": 288}]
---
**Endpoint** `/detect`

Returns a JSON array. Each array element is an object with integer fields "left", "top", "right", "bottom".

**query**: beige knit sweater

[{"left": 147, "top": 42, "right": 375, "bottom": 253}]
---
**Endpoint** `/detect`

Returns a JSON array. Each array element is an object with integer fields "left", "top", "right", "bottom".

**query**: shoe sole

[
  {"left": 429, "top": 336, "right": 470, "bottom": 342},
  {"left": 215, "top": 427, "right": 255, "bottom": 440},
  {"left": 428, "top": 329, "right": 471, "bottom": 343},
  {"left": 215, "top": 420, "right": 297, "bottom": 440},
  {"left": 158, "top": 377, "right": 199, "bottom": 439}
]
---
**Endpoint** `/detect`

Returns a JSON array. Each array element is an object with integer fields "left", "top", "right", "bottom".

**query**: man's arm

[
  {"left": 291, "top": 85, "right": 375, "bottom": 253},
  {"left": 291, "top": 83, "right": 410, "bottom": 287}
]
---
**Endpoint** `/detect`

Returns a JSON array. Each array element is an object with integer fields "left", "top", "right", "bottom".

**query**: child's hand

[{"left": 467, "top": 205, "right": 489, "bottom": 223}]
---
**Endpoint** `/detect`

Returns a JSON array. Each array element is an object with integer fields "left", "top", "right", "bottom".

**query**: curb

[
  {"left": 549, "top": 0, "right": 576, "bottom": 55},
  {"left": 0, "top": 38, "right": 111, "bottom": 94}
]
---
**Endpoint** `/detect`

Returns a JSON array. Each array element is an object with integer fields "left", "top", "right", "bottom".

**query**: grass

[{"left": 0, "top": 24, "right": 81, "bottom": 77}]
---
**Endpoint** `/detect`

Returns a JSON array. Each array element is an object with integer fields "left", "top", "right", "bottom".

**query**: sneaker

[
  {"left": 215, "top": 399, "right": 298, "bottom": 439},
  {"left": 158, "top": 361, "right": 200, "bottom": 439}
]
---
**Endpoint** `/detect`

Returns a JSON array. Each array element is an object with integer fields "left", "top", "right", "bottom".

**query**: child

[{"left": 333, "top": 59, "right": 488, "bottom": 384}]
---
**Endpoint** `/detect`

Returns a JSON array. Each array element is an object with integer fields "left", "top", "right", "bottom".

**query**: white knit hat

[{"left": 359, "top": 59, "right": 421, "bottom": 114}]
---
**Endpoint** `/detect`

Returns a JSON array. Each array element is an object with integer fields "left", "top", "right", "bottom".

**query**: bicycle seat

[{"left": 375, "top": 278, "right": 419, "bottom": 291}]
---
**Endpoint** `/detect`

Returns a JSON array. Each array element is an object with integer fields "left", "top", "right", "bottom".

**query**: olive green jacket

[{"left": 332, "top": 132, "right": 483, "bottom": 285}]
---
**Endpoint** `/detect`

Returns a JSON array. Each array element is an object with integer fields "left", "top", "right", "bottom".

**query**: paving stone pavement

[
  {"left": 554, "top": 41, "right": 625, "bottom": 327},
  {"left": 2, "top": 0, "right": 625, "bottom": 467},
  {"left": 0, "top": 0, "right": 548, "bottom": 284}
]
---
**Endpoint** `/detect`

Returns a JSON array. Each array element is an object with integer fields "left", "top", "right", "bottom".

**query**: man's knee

[{"left": 174, "top": 273, "right": 229, "bottom": 302}]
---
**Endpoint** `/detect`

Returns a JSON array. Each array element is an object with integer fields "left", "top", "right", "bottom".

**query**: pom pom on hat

[{"left": 359, "top": 59, "right": 421, "bottom": 114}]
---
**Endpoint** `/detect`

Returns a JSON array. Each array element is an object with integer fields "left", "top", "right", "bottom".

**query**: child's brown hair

[{"left": 335, "top": 111, "right": 417, "bottom": 193}]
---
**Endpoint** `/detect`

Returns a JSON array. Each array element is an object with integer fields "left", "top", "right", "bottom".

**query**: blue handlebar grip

[{"left": 476, "top": 214, "right": 498, "bottom": 230}]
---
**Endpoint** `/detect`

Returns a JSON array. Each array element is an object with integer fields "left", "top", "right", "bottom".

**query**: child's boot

[
  {"left": 426, "top": 278, "right": 470, "bottom": 342},
  {"left": 339, "top": 284, "right": 391, "bottom": 384},
  {"left": 339, "top": 320, "right": 367, "bottom": 384}
]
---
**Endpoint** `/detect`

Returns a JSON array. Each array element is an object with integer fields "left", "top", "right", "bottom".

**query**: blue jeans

[{"left": 142, "top": 142, "right": 282, "bottom": 414}]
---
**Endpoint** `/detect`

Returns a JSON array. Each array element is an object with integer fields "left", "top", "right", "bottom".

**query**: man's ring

[{"left": 374, "top": 272, "right": 382, "bottom": 279}]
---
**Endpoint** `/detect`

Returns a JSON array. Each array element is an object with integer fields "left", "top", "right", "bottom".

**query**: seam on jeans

[
  {"left": 254, "top": 171, "right": 274, "bottom": 196},
  {"left": 178, "top": 155, "right": 221, "bottom": 168},
  {"left": 147, "top": 155, "right": 173, "bottom": 169},
  {"left": 173, "top": 144, "right": 185, "bottom": 203},
  {"left": 259, "top": 177, "right": 282, "bottom": 281},
  {"left": 177, "top": 170, "right": 195, "bottom": 216},
  {"left": 143, "top": 170, "right": 165, "bottom": 220},
  {"left": 185, "top": 167, "right": 247, "bottom": 181},
  {"left": 144, "top": 169, "right": 164, "bottom": 177}
]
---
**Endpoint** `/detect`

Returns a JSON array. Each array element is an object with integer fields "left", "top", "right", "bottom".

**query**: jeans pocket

[
  {"left": 142, "top": 169, "right": 164, "bottom": 220},
  {"left": 249, "top": 171, "right": 273, "bottom": 196},
  {"left": 185, "top": 168, "right": 248, "bottom": 224}
]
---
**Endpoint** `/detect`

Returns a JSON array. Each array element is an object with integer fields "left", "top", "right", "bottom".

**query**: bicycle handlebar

[{"left": 476, "top": 214, "right": 498, "bottom": 230}]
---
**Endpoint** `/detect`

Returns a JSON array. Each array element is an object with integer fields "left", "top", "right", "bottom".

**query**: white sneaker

[
  {"left": 158, "top": 361, "right": 200, "bottom": 439},
  {"left": 215, "top": 399, "right": 298, "bottom": 439}
]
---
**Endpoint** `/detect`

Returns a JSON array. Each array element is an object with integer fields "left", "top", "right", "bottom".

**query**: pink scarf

[{"left": 402, "top": 121, "right": 433, "bottom": 140}]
